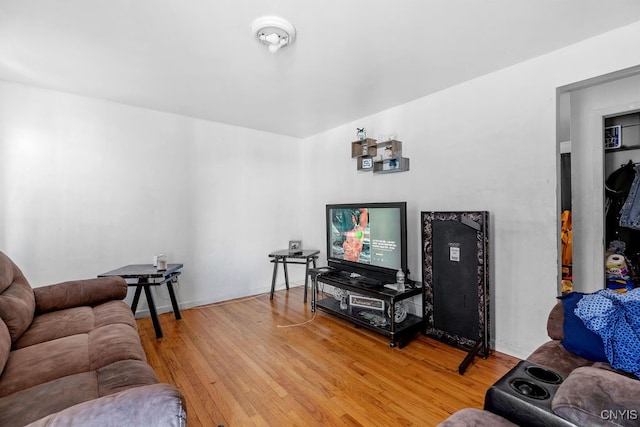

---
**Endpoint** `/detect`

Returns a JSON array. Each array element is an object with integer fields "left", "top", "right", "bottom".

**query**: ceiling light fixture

[{"left": 251, "top": 16, "right": 296, "bottom": 54}]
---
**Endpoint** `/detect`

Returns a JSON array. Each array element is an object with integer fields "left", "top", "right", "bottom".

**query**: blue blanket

[{"left": 575, "top": 288, "right": 640, "bottom": 378}]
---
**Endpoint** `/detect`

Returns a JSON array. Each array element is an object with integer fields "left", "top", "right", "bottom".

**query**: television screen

[{"left": 326, "top": 202, "right": 407, "bottom": 280}]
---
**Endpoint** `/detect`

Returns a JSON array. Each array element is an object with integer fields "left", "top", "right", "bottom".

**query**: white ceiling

[{"left": 1, "top": 1, "right": 640, "bottom": 138}]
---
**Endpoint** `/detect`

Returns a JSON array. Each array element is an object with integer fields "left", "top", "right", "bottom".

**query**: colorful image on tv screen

[{"left": 329, "top": 207, "right": 401, "bottom": 269}]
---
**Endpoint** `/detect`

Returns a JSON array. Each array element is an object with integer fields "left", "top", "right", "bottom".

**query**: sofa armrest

[
  {"left": 552, "top": 366, "right": 640, "bottom": 426},
  {"left": 34, "top": 276, "right": 128, "bottom": 313},
  {"left": 25, "top": 383, "right": 186, "bottom": 427}
]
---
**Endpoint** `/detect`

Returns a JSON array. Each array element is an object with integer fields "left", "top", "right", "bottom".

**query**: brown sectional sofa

[
  {"left": 0, "top": 251, "right": 186, "bottom": 426},
  {"left": 440, "top": 296, "right": 640, "bottom": 426}
]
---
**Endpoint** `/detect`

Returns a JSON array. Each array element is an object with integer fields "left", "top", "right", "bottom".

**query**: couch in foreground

[
  {"left": 440, "top": 292, "right": 640, "bottom": 426},
  {"left": 0, "top": 251, "right": 186, "bottom": 426}
]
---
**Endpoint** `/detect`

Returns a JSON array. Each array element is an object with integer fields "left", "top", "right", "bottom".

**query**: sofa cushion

[
  {"left": 0, "top": 334, "right": 90, "bottom": 398},
  {"left": 93, "top": 300, "right": 137, "bottom": 330},
  {"left": 0, "top": 324, "right": 146, "bottom": 397},
  {"left": 25, "top": 383, "right": 185, "bottom": 427},
  {"left": 558, "top": 292, "right": 607, "bottom": 362},
  {"left": 14, "top": 300, "right": 136, "bottom": 350},
  {"left": 0, "top": 279, "right": 35, "bottom": 345},
  {"left": 0, "top": 251, "right": 36, "bottom": 343},
  {"left": 0, "top": 360, "right": 158, "bottom": 427},
  {"left": 552, "top": 366, "right": 640, "bottom": 427},
  {"left": 438, "top": 408, "right": 518, "bottom": 426},
  {"left": 88, "top": 323, "right": 147, "bottom": 370},
  {"left": 0, "top": 371, "right": 98, "bottom": 426},
  {"left": 96, "top": 360, "right": 159, "bottom": 396},
  {"left": 0, "top": 320, "right": 10, "bottom": 376},
  {"left": 527, "top": 340, "right": 593, "bottom": 376},
  {"left": 14, "top": 306, "right": 95, "bottom": 349}
]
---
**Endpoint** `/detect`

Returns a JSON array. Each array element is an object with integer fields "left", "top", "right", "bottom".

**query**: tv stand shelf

[{"left": 310, "top": 268, "right": 424, "bottom": 348}]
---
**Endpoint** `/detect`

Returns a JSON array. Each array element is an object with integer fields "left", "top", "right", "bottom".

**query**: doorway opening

[{"left": 556, "top": 66, "right": 640, "bottom": 295}]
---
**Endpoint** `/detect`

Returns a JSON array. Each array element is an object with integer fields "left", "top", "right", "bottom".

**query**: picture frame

[
  {"left": 288, "top": 240, "right": 302, "bottom": 251},
  {"left": 604, "top": 125, "right": 622, "bottom": 149},
  {"left": 357, "top": 156, "right": 373, "bottom": 171}
]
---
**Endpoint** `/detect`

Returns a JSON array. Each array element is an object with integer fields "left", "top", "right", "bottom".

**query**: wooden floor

[{"left": 137, "top": 287, "right": 520, "bottom": 427}]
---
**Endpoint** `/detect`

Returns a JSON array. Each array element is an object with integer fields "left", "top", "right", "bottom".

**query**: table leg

[
  {"left": 311, "top": 274, "right": 317, "bottom": 312},
  {"left": 303, "top": 257, "right": 316, "bottom": 304},
  {"left": 312, "top": 256, "right": 318, "bottom": 305},
  {"left": 283, "top": 258, "right": 289, "bottom": 290},
  {"left": 143, "top": 284, "right": 163, "bottom": 338},
  {"left": 166, "top": 279, "right": 182, "bottom": 320},
  {"left": 389, "top": 302, "right": 396, "bottom": 347},
  {"left": 270, "top": 258, "right": 279, "bottom": 300},
  {"left": 131, "top": 285, "right": 143, "bottom": 314}
]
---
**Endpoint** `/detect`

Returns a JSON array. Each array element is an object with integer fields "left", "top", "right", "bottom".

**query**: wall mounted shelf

[
  {"left": 351, "top": 138, "right": 377, "bottom": 158},
  {"left": 351, "top": 138, "right": 410, "bottom": 174},
  {"left": 373, "top": 157, "right": 410, "bottom": 174}
]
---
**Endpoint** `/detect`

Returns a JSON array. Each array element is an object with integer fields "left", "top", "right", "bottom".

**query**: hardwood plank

[{"left": 137, "top": 287, "right": 520, "bottom": 426}]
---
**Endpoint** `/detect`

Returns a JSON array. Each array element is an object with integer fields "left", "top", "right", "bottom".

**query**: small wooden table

[
  {"left": 98, "top": 263, "right": 183, "bottom": 338},
  {"left": 268, "top": 250, "right": 319, "bottom": 302}
]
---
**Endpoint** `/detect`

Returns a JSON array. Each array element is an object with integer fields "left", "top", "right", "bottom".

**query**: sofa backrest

[
  {"left": 0, "top": 320, "right": 9, "bottom": 376},
  {"left": 0, "top": 251, "right": 35, "bottom": 344},
  {"left": 548, "top": 301, "right": 564, "bottom": 341}
]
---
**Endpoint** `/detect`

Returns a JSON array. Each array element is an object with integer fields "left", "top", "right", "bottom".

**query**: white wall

[
  {"left": 301, "top": 21, "right": 640, "bottom": 358},
  {"left": 1, "top": 21, "right": 639, "bottom": 359},
  {"left": 0, "top": 81, "right": 303, "bottom": 312}
]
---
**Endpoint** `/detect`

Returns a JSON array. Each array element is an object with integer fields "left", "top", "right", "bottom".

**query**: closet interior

[{"left": 604, "top": 111, "right": 640, "bottom": 293}]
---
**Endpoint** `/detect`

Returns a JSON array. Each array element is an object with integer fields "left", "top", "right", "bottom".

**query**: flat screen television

[{"left": 326, "top": 202, "right": 408, "bottom": 281}]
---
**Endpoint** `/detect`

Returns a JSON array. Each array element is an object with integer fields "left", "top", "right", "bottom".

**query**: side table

[
  {"left": 98, "top": 263, "right": 183, "bottom": 338},
  {"left": 268, "top": 249, "right": 319, "bottom": 302}
]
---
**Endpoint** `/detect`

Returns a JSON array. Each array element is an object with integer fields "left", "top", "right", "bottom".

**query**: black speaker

[
  {"left": 422, "top": 211, "right": 489, "bottom": 373},
  {"left": 484, "top": 360, "right": 575, "bottom": 427}
]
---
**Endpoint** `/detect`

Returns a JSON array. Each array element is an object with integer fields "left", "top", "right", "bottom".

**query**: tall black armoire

[{"left": 421, "top": 211, "right": 490, "bottom": 374}]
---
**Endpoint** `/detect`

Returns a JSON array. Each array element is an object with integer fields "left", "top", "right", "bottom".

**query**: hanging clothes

[
  {"left": 605, "top": 161, "right": 640, "bottom": 286},
  {"left": 620, "top": 164, "right": 640, "bottom": 230},
  {"left": 561, "top": 210, "right": 572, "bottom": 274},
  {"left": 561, "top": 210, "right": 573, "bottom": 293},
  {"left": 605, "top": 160, "right": 636, "bottom": 244}
]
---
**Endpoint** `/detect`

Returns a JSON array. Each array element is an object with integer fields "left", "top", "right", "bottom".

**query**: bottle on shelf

[{"left": 396, "top": 269, "right": 405, "bottom": 292}]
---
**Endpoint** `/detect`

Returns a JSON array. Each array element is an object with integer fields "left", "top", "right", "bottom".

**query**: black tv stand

[{"left": 310, "top": 267, "right": 424, "bottom": 348}]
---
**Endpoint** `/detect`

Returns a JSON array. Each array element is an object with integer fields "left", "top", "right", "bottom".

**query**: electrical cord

[
  {"left": 276, "top": 311, "right": 317, "bottom": 328},
  {"left": 189, "top": 286, "right": 318, "bottom": 329}
]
